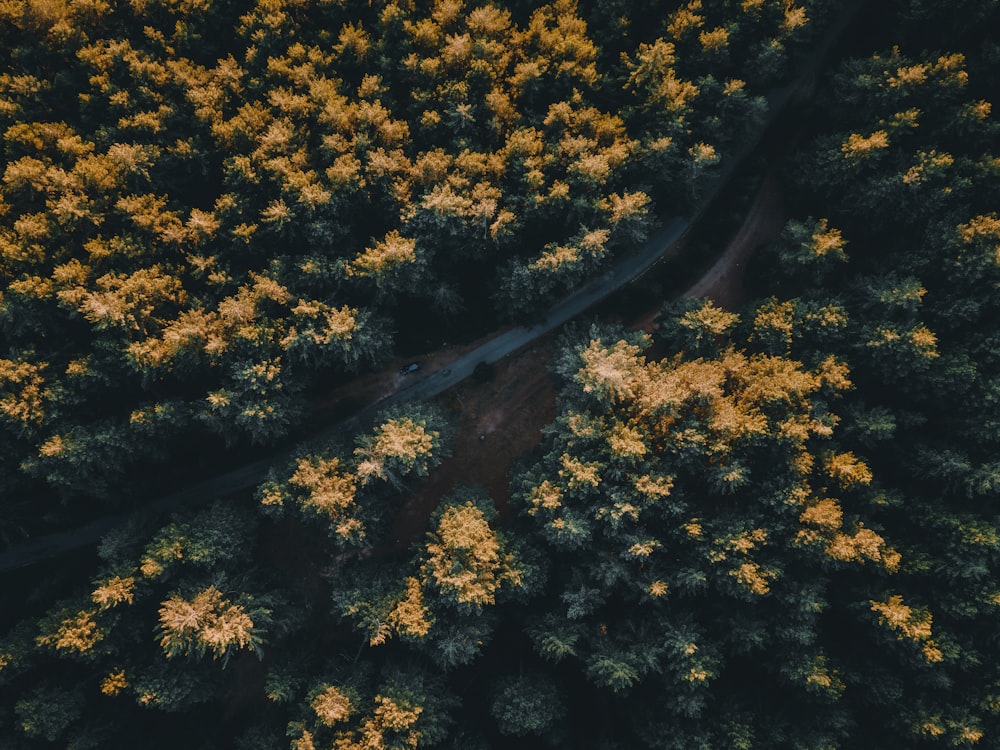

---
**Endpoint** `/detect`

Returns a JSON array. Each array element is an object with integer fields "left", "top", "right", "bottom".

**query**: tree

[
  {"left": 353, "top": 406, "right": 448, "bottom": 488},
  {"left": 158, "top": 585, "right": 270, "bottom": 665},
  {"left": 421, "top": 490, "right": 523, "bottom": 611}
]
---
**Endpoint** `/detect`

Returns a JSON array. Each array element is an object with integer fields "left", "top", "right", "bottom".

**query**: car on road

[{"left": 399, "top": 362, "right": 420, "bottom": 375}]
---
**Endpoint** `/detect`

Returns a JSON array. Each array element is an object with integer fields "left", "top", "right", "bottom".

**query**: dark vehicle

[{"left": 399, "top": 362, "right": 420, "bottom": 375}]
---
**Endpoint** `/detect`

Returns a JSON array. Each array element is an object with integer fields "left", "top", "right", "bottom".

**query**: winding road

[{"left": 0, "top": 2, "right": 862, "bottom": 572}]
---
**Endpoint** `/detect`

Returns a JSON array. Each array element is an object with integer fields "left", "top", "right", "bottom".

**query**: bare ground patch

[{"left": 381, "top": 339, "right": 558, "bottom": 551}]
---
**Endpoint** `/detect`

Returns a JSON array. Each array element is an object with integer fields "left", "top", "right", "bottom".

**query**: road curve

[{"left": 0, "top": 2, "right": 862, "bottom": 572}]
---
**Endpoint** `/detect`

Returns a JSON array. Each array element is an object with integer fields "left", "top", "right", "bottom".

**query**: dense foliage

[
  {"left": 4, "top": 0, "right": 1000, "bottom": 748},
  {"left": 0, "top": 0, "right": 827, "bottom": 523}
]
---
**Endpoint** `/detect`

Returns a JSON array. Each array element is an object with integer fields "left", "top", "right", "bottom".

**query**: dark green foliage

[
  {"left": 13, "top": 684, "right": 84, "bottom": 742},
  {"left": 11, "top": 2, "right": 1000, "bottom": 749},
  {"left": 490, "top": 672, "right": 566, "bottom": 737},
  {"left": 0, "top": 0, "right": 833, "bottom": 522}
]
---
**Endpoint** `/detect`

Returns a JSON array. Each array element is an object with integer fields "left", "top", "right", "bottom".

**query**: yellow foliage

[
  {"left": 158, "top": 586, "right": 257, "bottom": 660},
  {"left": 690, "top": 142, "right": 717, "bottom": 163},
  {"left": 753, "top": 298, "right": 796, "bottom": 349},
  {"left": 100, "top": 669, "right": 128, "bottom": 696},
  {"left": 601, "top": 190, "right": 651, "bottom": 226},
  {"left": 965, "top": 99, "right": 991, "bottom": 121},
  {"left": 728, "top": 351, "right": 826, "bottom": 408},
  {"left": 388, "top": 577, "right": 433, "bottom": 640},
  {"left": 8, "top": 274, "right": 54, "bottom": 300},
  {"left": 902, "top": 150, "right": 954, "bottom": 185},
  {"left": 559, "top": 453, "right": 601, "bottom": 488},
  {"left": 826, "top": 526, "right": 900, "bottom": 571},
  {"left": 92, "top": 576, "right": 136, "bottom": 609},
  {"left": 931, "top": 53, "right": 969, "bottom": 86},
  {"left": 782, "top": 3, "right": 808, "bottom": 31},
  {"left": 289, "top": 455, "right": 358, "bottom": 533},
  {"left": 622, "top": 38, "right": 699, "bottom": 112},
  {"left": 355, "top": 417, "right": 437, "bottom": 485},
  {"left": 530, "top": 243, "right": 579, "bottom": 272},
  {"left": 870, "top": 595, "right": 941, "bottom": 662},
  {"left": 634, "top": 474, "right": 674, "bottom": 499},
  {"left": 823, "top": 451, "right": 873, "bottom": 488},
  {"left": 346, "top": 230, "right": 417, "bottom": 279},
  {"left": 66, "top": 356, "right": 91, "bottom": 378},
  {"left": 811, "top": 219, "right": 846, "bottom": 258},
  {"left": 909, "top": 325, "right": 940, "bottom": 359},
  {"left": 681, "top": 298, "right": 739, "bottom": 337},
  {"left": 564, "top": 410, "right": 601, "bottom": 439},
  {"left": 0, "top": 358, "right": 46, "bottom": 426},
  {"left": 648, "top": 580, "right": 668, "bottom": 597},
  {"left": 889, "top": 108, "right": 921, "bottom": 129},
  {"left": 667, "top": 1, "right": 703, "bottom": 39},
  {"left": 90, "top": 268, "right": 187, "bottom": 333},
  {"left": 816, "top": 355, "right": 852, "bottom": 391},
  {"left": 889, "top": 64, "right": 929, "bottom": 88},
  {"left": 800, "top": 498, "right": 843, "bottom": 530},
  {"left": 842, "top": 130, "right": 889, "bottom": 159},
  {"left": 527, "top": 479, "right": 563, "bottom": 514},
  {"left": 466, "top": 3, "right": 511, "bottom": 36},
  {"left": 333, "top": 695, "right": 423, "bottom": 750},
  {"left": 576, "top": 337, "right": 646, "bottom": 402},
  {"left": 313, "top": 686, "right": 353, "bottom": 727},
  {"left": 723, "top": 79, "right": 745, "bottom": 96},
  {"left": 730, "top": 561, "right": 774, "bottom": 595},
  {"left": 791, "top": 451, "right": 814, "bottom": 477},
  {"left": 424, "top": 501, "right": 508, "bottom": 607},
  {"left": 596, "top": 500, "right": 640, "bottom": 524},
  {"left": 871, "top": 594, "right": 932, "bottom": 639},
  {"left": 958, "top": 213, "right": 1000, "bottom": 247},
  {"left": 101, "top": 669, "right": 128, "bottom": 695},
  {"left": 287, "top": 300, "right": 357, "bottom": 346},
  {"left": 699, "top": 27, "right": 728, "bottom": 51},
  {"left": 36, "top": 434, "right": 64, "bottom": 457},
  {"left": 920, "top": 717, "right": 944, "bottom": 737},
  {"left": 627, "top": 540, "right": 660, "bottom": 558},
  {"left": 608, "top": 423, "right": 646, "bottom": 458},
  {"left": 517, "top": 0, "right": 598, "bottom": 87},
  {"left": 722, "top": 528, "right": 767, "bottom": 554},
  {"left": 37, "top": 608, "right": 104, "bottom": 654}
]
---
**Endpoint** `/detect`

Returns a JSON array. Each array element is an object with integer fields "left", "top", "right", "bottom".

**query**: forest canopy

[
  {"left": 5, "top": 0, "right": 1000, "bottom": 749},
  {"left": 0, "top": 0, "right": 827, "bottom": 525}
]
